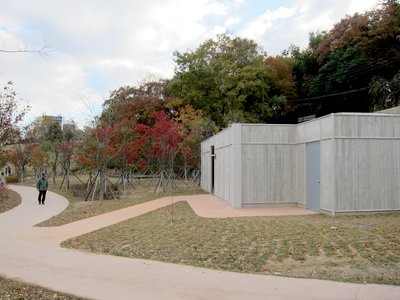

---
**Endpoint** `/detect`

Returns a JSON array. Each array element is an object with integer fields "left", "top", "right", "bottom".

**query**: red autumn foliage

[{"left": 131, "top": 111, "right": 183, "bottom": 171}]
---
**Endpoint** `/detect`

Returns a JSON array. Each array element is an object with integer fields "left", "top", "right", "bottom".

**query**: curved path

[{"left": 0, "top": 185, "right": 399, "bottom": 300}]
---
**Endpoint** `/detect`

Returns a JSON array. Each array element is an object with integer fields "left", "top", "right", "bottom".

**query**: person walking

[
  {"left": 0, "top": 172, "right": 5, "bottom": 191},
  {"left": 36, "top": 173, "right": 48, "bottom": 205}
]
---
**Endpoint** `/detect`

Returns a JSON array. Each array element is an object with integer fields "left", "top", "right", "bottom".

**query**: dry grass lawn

[
  {"left": 17, "top": 176, "right": 204, "bottom": 227},
  {"left": 62, "top": 201, "right": 400, "bottom": 285},
  {"left": 3, "top": 176, "right": 400, "bottom": 285},
  {"left": 0, "top": 177, "right": 202, "bottom": 299},
  {"left": 0, "top": 275, "right": 87, "bottom": 300},
  {"left": 0, "top": 188, "right": 21, "bottom": 213}
]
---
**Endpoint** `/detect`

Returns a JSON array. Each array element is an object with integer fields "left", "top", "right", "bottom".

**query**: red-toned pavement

[{"left": 1, "top": 185, "right": 399, "bottom": 300}]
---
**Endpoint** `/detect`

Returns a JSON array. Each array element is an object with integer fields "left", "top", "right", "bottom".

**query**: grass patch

[
  {"left": 0, "top": 188, "right": 21, "bottom": 213},
  {"left": 0, "top": 275, "right": 86, "bottom": 300},
  {"left": 62, "top": 201, "right": 400, "bottom": 285},
  {"left": 13, "top": 176, "right": 204, "bottom": 227}
]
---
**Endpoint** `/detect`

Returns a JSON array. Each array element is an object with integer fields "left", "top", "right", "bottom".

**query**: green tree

[
  {"left": 312, "top": 1, "right": 400, "bottom": 67},
  {"left": 58, "top": 120, "right": 81, "bottom": 190},
  {"left": 286, "top": 1, "right": 400, "bottom": 118},
  {"left": 309, "top": 46, "right": 370, "bottom": 114},
  {"left": 369, "top": 70, "right": 400, "bottom": 111},
  {"left": 169, "top": 34, "right": 280, "bottom": 128},
  {"left": 102, "top": 80, "right": 169, "bottom": 127},
  {"left": 29, "top": 116, "right": 63, "bottom": 183}
]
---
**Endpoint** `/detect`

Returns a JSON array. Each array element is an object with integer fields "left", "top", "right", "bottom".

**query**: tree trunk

[
  {"left": 99, "top": 171, "right": 104, "bottom": 201},
  {"left": 65, "top": 168, "right": 70, "bottom": 191}
]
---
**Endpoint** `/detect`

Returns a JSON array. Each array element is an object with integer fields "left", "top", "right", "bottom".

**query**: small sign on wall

[{"left": 298, "top": 115, "right": 316, "bottom": 123}]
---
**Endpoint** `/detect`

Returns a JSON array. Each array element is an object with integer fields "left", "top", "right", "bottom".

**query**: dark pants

[{"left": 38, "top": 190, "right": 47, "bottom": 204}]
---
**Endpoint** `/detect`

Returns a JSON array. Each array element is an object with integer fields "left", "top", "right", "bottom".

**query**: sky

[{"left": 0, "top": 0, "right": 381, "bottom": 128}]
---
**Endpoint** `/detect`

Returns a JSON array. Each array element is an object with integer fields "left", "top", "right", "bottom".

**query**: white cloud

[
  {"left": 239, "top": 7, "right": 297, "bottom": 41},
  {"left": 348, "top": 0, "right": 382, "bottom": 14},
  {"left": 0, "top": 52, "right": 103, "bottom": 127},
  {"left": 233, "top": 0, "right": 246, "bottom": 7},
  {"left": 238, "top": 0, "right": 381, "bottom": 55},
  {"left": 0, "top": 0, "right": 383, "bottom": 127},
  {"left": 0, "top": 0, "right": 229, "bottom": 127},
  {"left": 225, "top": 16, "right": 240, "bottom": 26}
]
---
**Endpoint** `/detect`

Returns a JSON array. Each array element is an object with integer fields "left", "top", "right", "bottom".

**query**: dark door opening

[{"left": 211, "top": 146, "right": 215, "bottom": 194}]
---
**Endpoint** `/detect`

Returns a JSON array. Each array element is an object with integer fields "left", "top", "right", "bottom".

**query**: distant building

[{"left": 43, "top": 115, "right": 63, "bottom": 127}]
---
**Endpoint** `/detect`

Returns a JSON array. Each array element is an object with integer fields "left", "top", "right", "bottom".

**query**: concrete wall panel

[
  {"left": 241, "top": 144, "right": 296, "bottom": 206},
  {"left": 335, "top": 115, "right": 357, "bottom": 137},
  {"left": 393, "top": 116, "right": 400, "bottom": 137},
  {"left": 294, "top": 144, "right": 306, "bottom": 206},
  {"left": 214, "top": 144, "right": 233, "bottom": 205},
  {"left": 320, "top": 139, "right": 333, "bottom": 212},
  {"left": 241, "top": 124, "right": 295, "bottom": 144},
  {"left": 357, "top": 115, "right": 393, "bottom": 137},
  {"left": 355, "top": 139, "right": 396, "bottom": 210},
  {"left": 201, "top": 126, "right": 234, "bottom": 204},
  {"left": 320, "top": 115, "right": 334, "bottom": 139},
  {"left": 335, "top": 139, "right": 399, "bottom": 211},
  {"left": 395, "top": 140, "right": 400, "bottom": 208},
  {"left": 303, "top": 120, "right": 321, "bottom": 142},
  {"left": 201, "top": 112, "right": 400, "bottom": 214},
  {"left": 334, "top": 139, "right": 358, "bottom": 211}
]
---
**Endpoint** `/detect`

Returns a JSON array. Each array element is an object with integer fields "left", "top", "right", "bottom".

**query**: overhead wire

[
  {"left": 289, "top": 79, "right": 400, "bottom": 103},
  {"left": 291, "top": 51, "right": 400, "bottom": 87},
  {"left": 284, "top": 51, "right": 400, "bottom": 104}
]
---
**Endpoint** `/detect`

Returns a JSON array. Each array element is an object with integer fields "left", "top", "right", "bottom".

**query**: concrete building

[
  {"left": 43, "top": 115, "right": 63, "bottom": 127},
  {"left": 201, "top": 112, "right": 400, "bottom": 216}
]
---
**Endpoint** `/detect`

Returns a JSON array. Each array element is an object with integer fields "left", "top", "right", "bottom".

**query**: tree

[
  {"left": 168, "top": 34, "right": 278, "bottom": 128},
  {"left": 133, "top": 111, "right": 183, "bottom": 192},
  {"left": 8, "top": 142, "right": 34, "bottom": 183},
  {"left": 58, "top": 141, "right": 75, "bottom": 191},
  {"left": 30, "top": 144, "right": 47, "bottom": 178},
  {"left": 0, "top": 148, "right": 8, "bottom": 170},
  {"left": 309, "top": 46, "right": 371, "bottom": 114},
  {"left": 102, "top": 80, "right": 170, "bottom": 127},
  {"left": 312, "top": 1, "right": 400, "bottom": 67},
  {"left": 29, "top": 116, "right": 63, "bottom": 184},
  {"left": 0, "top": 81, "right": 30, "bottom": 145},
  {"left": 0, "top": 44, "right": 49, "bottom": 56},
  {"left": 172, "top": 103, "right": 211, "bottom": 182},
  {"left": 265, "top": 56, "right": 297, "bottom": 100},
  {"left": 369, "top": 70, "right": 400, "bottom": 111},
  {"left": 284, "top": 1, "right": 400, "bottom": 118},
  {"left": 99, "top": 80, "right": 173, "bottom": 192},
  {"left": 79, "top": 115, "right": 125, "bottom": 200},
  {"left": 106, "top": 118, "right": 138, "bottom": 192},
  {"left": 283, "top": 45, "right": 319, "bottom": 117},
  {"left": 58, "top": 120, "right": 81, "bottom": 190}
]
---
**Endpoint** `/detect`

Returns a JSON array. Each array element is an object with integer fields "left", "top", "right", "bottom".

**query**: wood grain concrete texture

[
  {"left": 1, "top": 185, "right": 400, "bottom": 300},
  {"left": 201, "top": 113, "right": 400, "bottom": 214}
]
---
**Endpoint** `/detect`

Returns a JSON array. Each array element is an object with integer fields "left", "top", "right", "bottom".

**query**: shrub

[{"left": 5, "top": 175, "right": 19, "bottom": 184}]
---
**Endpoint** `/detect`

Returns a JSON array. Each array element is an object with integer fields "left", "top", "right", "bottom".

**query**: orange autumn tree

[
  {"left": 30, "top": 144, "right": 47, "bottom": 178},
  {"left": 8, "top": 142, "right": 34, "bottom": 183},
  {"left": 173, "top": 104, "right": 212, "bottom": 182}
]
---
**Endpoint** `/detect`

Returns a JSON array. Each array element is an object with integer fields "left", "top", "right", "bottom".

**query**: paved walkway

[
  {"left": 1, "top": 185, "right": 399, "bottom": 300},
  {"left": 21, "top": 191, "right": 318, "bottom": 246}
]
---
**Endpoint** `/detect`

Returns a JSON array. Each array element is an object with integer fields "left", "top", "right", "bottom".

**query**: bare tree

[{"left": 1, "top": 40, "right": 50, "bottom": 57}]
